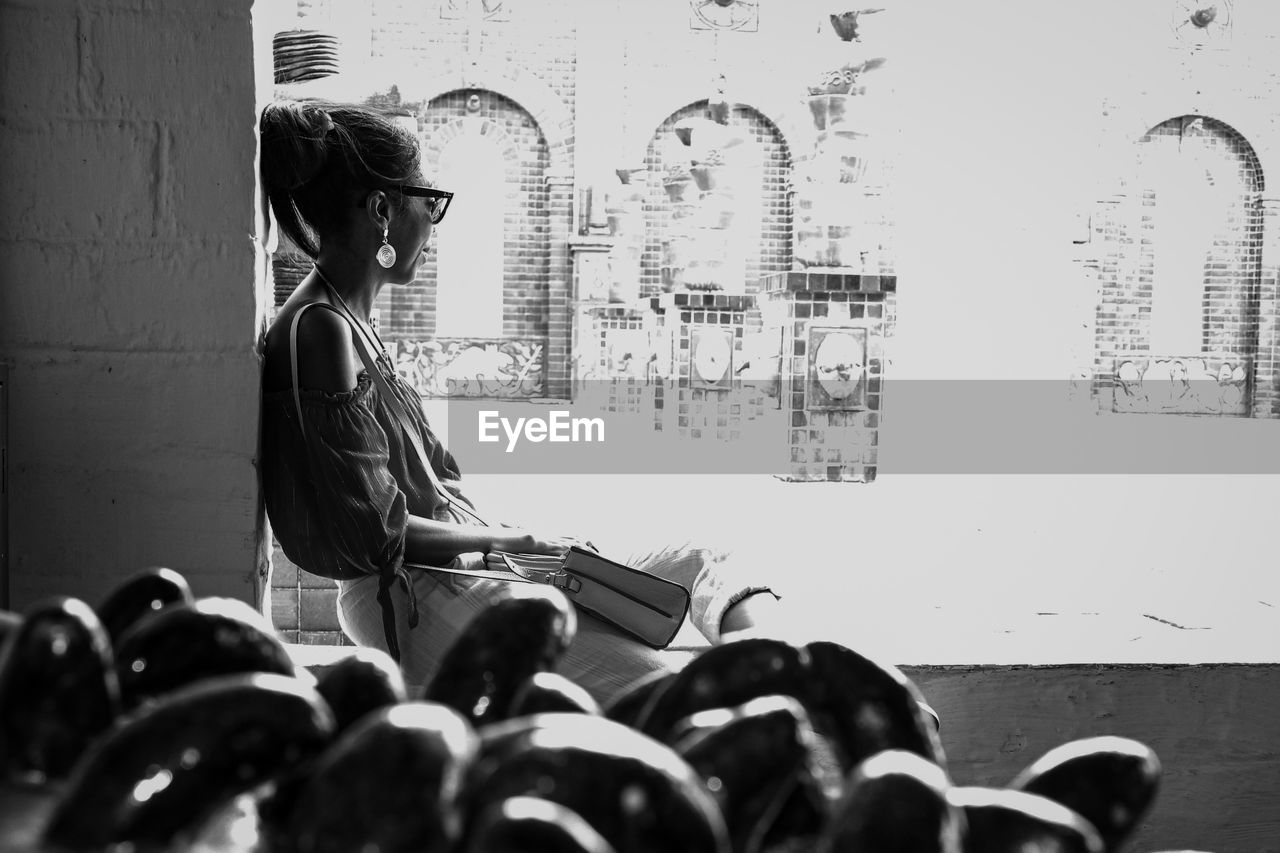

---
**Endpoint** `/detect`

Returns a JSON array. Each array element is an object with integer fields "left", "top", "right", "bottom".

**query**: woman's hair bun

[{"left": 260, "top": 100, "right": 336, "bottom": 193}]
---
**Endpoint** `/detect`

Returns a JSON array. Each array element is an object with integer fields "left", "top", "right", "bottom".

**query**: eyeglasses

[
  {"left": 356, "top": 185, "right": 453, "bottom": 224},
  {"left": 398, "top": 184, "right": 453, "bottom": 224}
]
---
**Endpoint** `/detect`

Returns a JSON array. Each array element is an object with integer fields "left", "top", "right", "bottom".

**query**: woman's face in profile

[{"left": 388, "top": 174, "right": 436, "bottom": 286}]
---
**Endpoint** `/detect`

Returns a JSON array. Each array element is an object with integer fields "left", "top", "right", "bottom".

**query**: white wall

[{"left": 0, "top": 0, "right": 269, "bottom": 609}]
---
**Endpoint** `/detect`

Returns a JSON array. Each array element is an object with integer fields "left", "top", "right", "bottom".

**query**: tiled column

[
  {"left": 759, "top": 271, "right": 896, "bottom": 482},
  {"left": 585, "top": 306, "right": 655, "bottom": 417},
  {"left": 649, "top": 293, "right": 763, "bottom": 442},
  {"left": 1255, "top": 198, "right": 1280, "bottom": 418},
  {"left": 546, "top": 167, "right": 576, "bottom": 399},
  {"left": 571, "top": 238, "right": 658, "bottom": 422}
]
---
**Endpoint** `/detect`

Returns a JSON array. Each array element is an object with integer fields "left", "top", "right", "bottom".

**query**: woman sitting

[{"left": 257, "top": 100, "right": 780, "bottom": 700}]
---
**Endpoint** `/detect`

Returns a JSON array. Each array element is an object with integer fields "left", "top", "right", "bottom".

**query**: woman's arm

[{"left": 403, "top": 515, "right": 584, "bottom": 566}]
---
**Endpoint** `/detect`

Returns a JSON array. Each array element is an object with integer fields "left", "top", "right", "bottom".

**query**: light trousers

[{"left": 336, "top": 542, "right": 773, "bottom": 702}]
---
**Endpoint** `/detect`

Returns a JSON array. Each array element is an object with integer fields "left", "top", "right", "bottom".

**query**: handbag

[
  {"left": 494, "top": 548, "right": 690, "bottom": 648},
  {"left": 290, "top": 290, "right": 691, "bottom": 650}
]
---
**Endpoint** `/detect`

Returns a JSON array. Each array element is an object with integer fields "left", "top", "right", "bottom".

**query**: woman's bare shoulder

[{"left": 264, "top": 301, "right": 361, "bottom": 394}]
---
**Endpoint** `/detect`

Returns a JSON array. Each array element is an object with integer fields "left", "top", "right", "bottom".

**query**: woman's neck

[{"left": 312, "top": 250, "right": 383, "bottom": 321}]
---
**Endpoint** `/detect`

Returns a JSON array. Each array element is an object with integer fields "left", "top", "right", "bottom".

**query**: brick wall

[
  {"left": 380, "top": 90, "right": 553, "bottom": 344},
  {"left": 1092, "top": 115, "right": 1268, "bottom": 414}
]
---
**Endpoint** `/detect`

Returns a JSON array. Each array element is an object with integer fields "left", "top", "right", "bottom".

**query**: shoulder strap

[{"left": 288, "top": 302, "right": 344, "bottom": 445}]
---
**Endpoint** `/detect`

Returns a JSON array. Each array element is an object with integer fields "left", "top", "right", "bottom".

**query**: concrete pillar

[{"left": 0, "top": 0, "right": 266, "bottom": 607}]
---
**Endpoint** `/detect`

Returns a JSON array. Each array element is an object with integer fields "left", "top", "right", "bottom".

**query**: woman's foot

[{"left": 719, "top": 590, "right": 785, "bottom": 640}]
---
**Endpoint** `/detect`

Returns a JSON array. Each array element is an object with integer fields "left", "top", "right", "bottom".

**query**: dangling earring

[{"left": 376, "top": 225, "right": 396, "bottom": 268}]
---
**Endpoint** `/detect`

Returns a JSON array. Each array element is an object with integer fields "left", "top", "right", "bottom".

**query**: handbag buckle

[{"left": 551, "top": 572, "right": 582, "bottom": 594}]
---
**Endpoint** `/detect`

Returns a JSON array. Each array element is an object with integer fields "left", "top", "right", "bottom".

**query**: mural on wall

[
  {"left": 394, "top": 339, "right": 544, "bottom": 398},
  {"left": 807, "top": 326, "right": 867, "bottom": 410},
  {"left": 1113, "top": 357, "right": 1248, "bottom": 415}
]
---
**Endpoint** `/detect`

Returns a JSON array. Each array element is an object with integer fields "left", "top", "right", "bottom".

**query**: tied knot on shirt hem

[{"left": 376, "top": 563, "right": 418, "bottom": 662}]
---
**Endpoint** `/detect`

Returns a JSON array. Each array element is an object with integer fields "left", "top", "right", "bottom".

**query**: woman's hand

[
  {"left": 495, "top": 530, "right": 595, "bottom": 557},
  {"left": 519, "top": 533, "right": 578, "bottom": 556}
]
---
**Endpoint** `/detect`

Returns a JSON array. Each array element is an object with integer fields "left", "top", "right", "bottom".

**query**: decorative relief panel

[
  {"left": 1113, "top": 356, "right": 1248, "bottom": 415},
  {"left": 394, "top": 339, "right": 544, "bottom": 398},
  {"left": 690, "top": 326, "right": 734, "bottom": 389},
  {"left": 806, "top": 326, "right": 868, "bottom": 411},
  {"left": 689, "top": 0, "right": 759, "bottom": 32}
]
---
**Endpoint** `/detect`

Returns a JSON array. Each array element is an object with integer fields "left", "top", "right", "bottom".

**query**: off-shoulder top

[{"left": 260, "top": 302, "right": 481, "bottom": 657}]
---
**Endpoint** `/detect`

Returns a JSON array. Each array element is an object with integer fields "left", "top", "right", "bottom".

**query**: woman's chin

[{"left": 393, "top": 254, "right": 429, "bottom": 284}]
